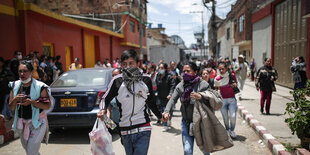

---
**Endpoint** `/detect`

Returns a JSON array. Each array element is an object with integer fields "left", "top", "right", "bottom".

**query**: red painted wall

[
  {"left": 0, "top": 13, "right": 21, "bottom": 60},
  {"left": 122, "top": 15, "right": 146, "bottom": 47},
  {"left": 252, "top": 3, "right": 272, "bottom": 24},
  {"left": 25, "top": 11, "right": 84, "bottom": 68},
  {"left": 0, "top": 1, "right": 143, "bottom": 70}
]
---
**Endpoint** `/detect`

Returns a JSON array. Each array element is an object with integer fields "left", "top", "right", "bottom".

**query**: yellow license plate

[{"left": 60, "top": 98, "right": 77, "bottom": 107}]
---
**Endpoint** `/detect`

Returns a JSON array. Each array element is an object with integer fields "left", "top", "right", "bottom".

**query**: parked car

[{"left": 47, "top": 68, "right": 113, "bottom": 129}]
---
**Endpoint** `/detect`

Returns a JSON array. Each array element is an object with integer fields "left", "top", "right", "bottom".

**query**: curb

[
  {"left": 0, "top": 115, "right": 18, "bottom": 145},
  {"left": 237, "top": 103, "right": 310, "bottom": 155}
]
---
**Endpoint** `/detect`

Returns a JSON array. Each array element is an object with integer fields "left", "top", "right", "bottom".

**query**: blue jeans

[
  {"left": 181, "top": 119, "right": 210, "bottom": 155},
  {"left": 220, "top": 97, "right": 237, "bottom": 131},
  {"left": 121, "top": 131, "right": 151, "bottom": 155},
  {"left": 159, "top": 98, "right": 173, "bottom": 127},
  {"left": 1, "top": 94, "right": 12, "bottom": 119}
]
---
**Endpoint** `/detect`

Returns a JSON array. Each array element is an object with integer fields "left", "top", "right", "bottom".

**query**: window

[
  {"left": 129, "top": 21, "right": 135, "bottom": 32},
  {"left": 239, "top": 14, "right": 244, "bottom": 32},
  {"left": 234, "top": 20, "right": 237, "bottom": 32},
  {"left": 42, "top": 42, "right": 54, "bottom": 57},
  {"left": 227, "top": 28, "right": 230, "bottom": 40}
]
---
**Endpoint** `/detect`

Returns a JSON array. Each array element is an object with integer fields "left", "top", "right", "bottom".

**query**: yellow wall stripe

[
  {"left": 120, "top": 42, "right": 146, "bottom": 49},
  {"left": 0, "top": 4, "right": 18, "bottom": 16}
]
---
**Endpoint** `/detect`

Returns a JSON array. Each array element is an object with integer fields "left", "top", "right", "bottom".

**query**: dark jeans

[
  {"left": 251, "top": 71, "right": 255, "bottom": 81},
  {"left": 121, "top": 131, "right": 151, "bottom": 155},
  {"left": 260, "top": 90, "right": 272, "bottom": 113}
]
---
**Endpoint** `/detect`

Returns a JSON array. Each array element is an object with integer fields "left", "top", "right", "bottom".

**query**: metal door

[{"left": 274, "top": 0, "right": 307, "bottom": 88}]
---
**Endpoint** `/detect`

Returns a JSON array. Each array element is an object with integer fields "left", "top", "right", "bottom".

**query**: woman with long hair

[
  {"left": 214, "top": 62, "right": 238, "bottom": 138},
  {"left": 163, "top": 61, "right": 210, "bottom": 155},
  {"left": 8, "top": 60, "right": 54, "bottom": 155}
]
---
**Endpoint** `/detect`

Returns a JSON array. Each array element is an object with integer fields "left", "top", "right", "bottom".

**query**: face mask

[
  {"left": 158, "top": 69, "right": 165, "bottom": 76},
  {"left": 17, "top": 55, "right": 22, "bottom": 60},
  {"left": 207, "top": 68, "right": 212, "bottom": 72},
  {"left": 182, "top": 73, "right": 197, "bottom": 82},
  {"left": 20, "top": 77, "right": 32, "bottom": 84}
]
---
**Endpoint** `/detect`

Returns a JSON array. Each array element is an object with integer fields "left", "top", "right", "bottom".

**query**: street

[{"left": 0, "top": 80, "right": 273, "bottom": 155}]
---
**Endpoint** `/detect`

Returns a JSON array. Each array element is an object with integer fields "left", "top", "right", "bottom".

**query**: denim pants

[
  {"left": 220, "top": 97, "right": 237, "bottom": 131},
  {"left": 237, "top": 77, "right": 245, "bottom": 97},
  {"left": 181, "top": 119, "right": 210, "bottom": 155},
  {"left": 1, "top": 94, "right": 12, "bottom": 119},
  {"left": 159, "top": 98, "right": 173, "bottom": 127},
  {"left": 121, "top": 130, "right": 151, "bottom": 155}
]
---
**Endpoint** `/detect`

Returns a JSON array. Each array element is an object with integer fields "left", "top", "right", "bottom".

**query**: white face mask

[
  {"left": 20, "top": 77, "right": 32, "bottom": 84},
  {"left": 207, "top": 68, "right": 212, "bottom": 72},
  {"left": 17, "top": 55, "right": 22, "bottom": 60}
]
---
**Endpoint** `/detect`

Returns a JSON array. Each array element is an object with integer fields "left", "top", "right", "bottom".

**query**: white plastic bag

[{"left": 89, "top": 118, "right": 115, "bottom": 155}]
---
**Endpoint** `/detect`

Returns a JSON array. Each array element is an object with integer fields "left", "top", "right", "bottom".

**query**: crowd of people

[
  {"left": 0, "top": 48, "right": 307, "bottom": 155},
  {"left": 0, "top": 50, "right": 64, "bottom": 121},
  {"left": 98, "top": 51, "right": 308, "bottom": 155}
]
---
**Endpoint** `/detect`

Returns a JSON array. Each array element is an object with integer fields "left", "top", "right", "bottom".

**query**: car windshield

[{"left": 51, "top": 70, "right": 110, "bottom": 88}]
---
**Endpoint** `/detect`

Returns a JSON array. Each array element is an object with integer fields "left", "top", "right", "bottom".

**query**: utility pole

[
  {"left": 201, "top": 11, "right": 205, "bottom": 60},
  {"left": 138, "top": 0, "right": 143, "bottom": 62},
  {"left": 211, "top": 0, "right": 217, "bottom": 59},
  {"left": 203, "top": 0, "right": 217, "bottom": 59}
]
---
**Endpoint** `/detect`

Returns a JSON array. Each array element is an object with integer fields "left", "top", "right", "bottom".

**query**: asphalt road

[{"left": 0, "top": 98, "right": 272, "bottom": 155}]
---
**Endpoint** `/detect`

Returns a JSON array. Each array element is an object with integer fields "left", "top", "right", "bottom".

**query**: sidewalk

[{"left": 237, "top": 79, "right": 309, "bottom": 154}]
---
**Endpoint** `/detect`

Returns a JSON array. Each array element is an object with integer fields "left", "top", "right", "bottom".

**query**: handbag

[
  {"left": 228, "top": 71, "right": 240, "bottom": 94},
  {"left": 89, "top": 118, "right": 115, "bottom": 155}
]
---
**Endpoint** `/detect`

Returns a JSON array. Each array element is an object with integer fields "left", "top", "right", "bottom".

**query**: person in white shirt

[{"left": 233, "top": 55, "right": 250, "bottom": 100}]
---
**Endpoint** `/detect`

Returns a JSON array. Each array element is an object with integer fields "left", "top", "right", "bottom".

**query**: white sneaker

[
  {"left": 162, "top": 126, "right": 168, "bottom": 132},
  {"left": 230, "top": 131, "right": 237, "bottom": 138}
]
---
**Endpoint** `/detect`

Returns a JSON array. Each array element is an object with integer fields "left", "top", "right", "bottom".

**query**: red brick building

[
  {"left": 0, "top": 0, "right": 147, "bottom": 70},
  {"left": 230, "top": 0, "right": 267, "bottom": 60}
]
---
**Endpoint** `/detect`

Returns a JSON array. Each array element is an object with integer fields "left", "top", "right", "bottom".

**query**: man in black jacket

[{"left": 156, "top": 63, "right": 176, "bottom": 131}]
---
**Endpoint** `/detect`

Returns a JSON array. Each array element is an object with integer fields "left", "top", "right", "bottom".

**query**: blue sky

[{"left": 147, "top": 0, "right": 237, "bottom": 48}]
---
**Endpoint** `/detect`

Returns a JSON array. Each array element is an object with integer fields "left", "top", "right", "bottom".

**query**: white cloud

[
  {"left": 147, "top": 0, "right": 237, "bottom": 47},
  {"left": 148, "top": 5, "right": 168, "bottom": 16}
]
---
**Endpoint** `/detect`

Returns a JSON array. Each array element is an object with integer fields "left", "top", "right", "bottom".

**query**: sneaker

[
  {"left": 156, "top": 120, "right": 161, "bottom": 125},
  {"left": 162, "top": 126, "right": 168, "bottom": 132},
  {"left": 230, "top": 131, "right": 237, "bottom": 139}
]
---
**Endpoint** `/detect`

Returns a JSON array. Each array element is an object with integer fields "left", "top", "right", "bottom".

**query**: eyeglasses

[{"left": 18, "top": 70, "right": 30, "bottom": 73}]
